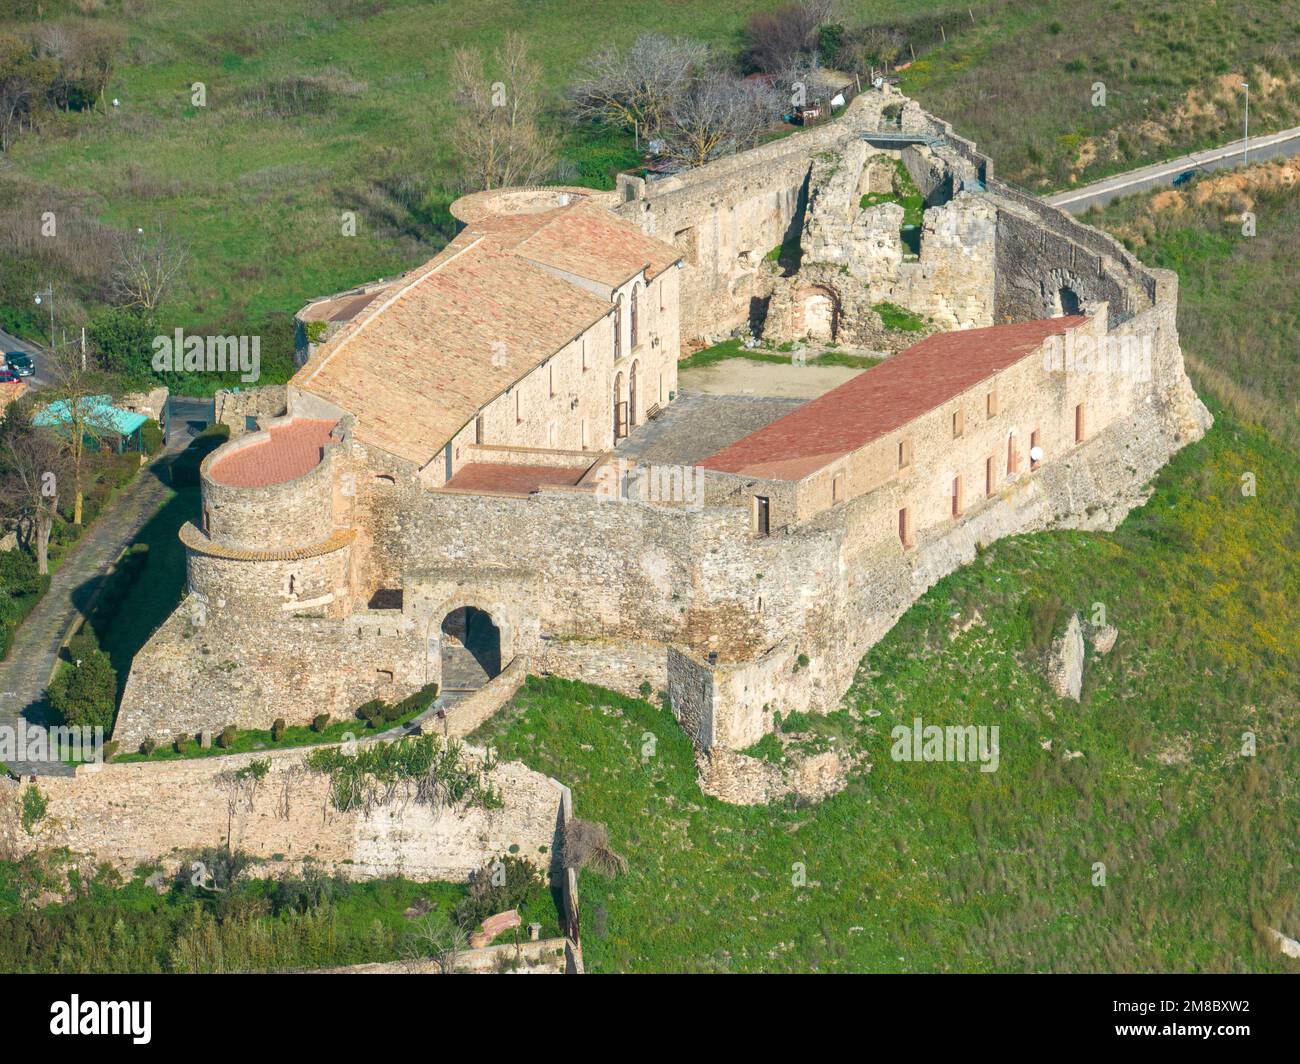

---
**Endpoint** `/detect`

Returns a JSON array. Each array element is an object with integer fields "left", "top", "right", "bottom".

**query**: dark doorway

[
  {"left": 1058, "top": 286, "right": 1082, "bottom": 315},
  {"left": 440, "top": 606, "right": 501, "bottom": 691}
]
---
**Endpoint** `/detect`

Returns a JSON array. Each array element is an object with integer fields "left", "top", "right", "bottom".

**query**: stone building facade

[{"left": 115, "top": 90, "right": 1209, "bottom": 788}]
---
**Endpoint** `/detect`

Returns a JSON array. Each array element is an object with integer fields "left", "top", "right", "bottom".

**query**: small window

[
  {"left": 475, "top": 414, "right": 484, "bottom": 445},
  {"left": 244, "top": 415, "right": 258, "bottom": 432},
  {"left": 1007, "top": 435, "right": 1019, "bottom": 475},
  {"left": 832, "top": 472, "right": 845, "bottom": 503},
  {"left": 376, "top": 668, "right": 394, "bottom": 685},
  {"left": 1075, "top": 403, "right": 1085, "bottom": 443},
  {"left": 986, "top": 390, "right": 998, "bottom": 418},
  {"left": 898, "top": 506, "right": 914, "bottom": 549},
  {"left": 614, "top": 295, "right": 624, "bottom": 360},
  {"left": 1030, "top": 428, "right": 1041, "bottom": 469},
  {"left": 898, "top": 438, "right": 913, "bottom": 469},
  {"left": 952, "top": 408, "right": 964, "bottom": 438},
  {"left": 549, "top": 365, "right": 555, "bottom": 399},
  {"left": 952, "top": 475, "right": 963, "bottom": 517},
  {"left": 581, "top": 338, "right": 588, "bottom": 372},
  {"left": 754, "top": 496, "right": 770, "bottom": 537},
  {"left": 630, "top": 284, "right": 639, "bottom": 349},
  {"left": 203, "top": 508, "right": 212, "bottom": 533},
  {"left": 374, "top": 473, "right": 396, "bottom": 486},
  {"left": 985, "top": 456, "right": 995, "bottom": 497},
  {"left": 516, "top": 390, "right": 522, "bottom": 424}
]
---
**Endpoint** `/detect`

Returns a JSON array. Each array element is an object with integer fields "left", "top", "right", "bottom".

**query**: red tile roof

[
  {"left": 209, "top": 419, "right": 338, "bottom": 487},
  {"left": 700, "top": 316, "right": 1089, "bottom": 481},
  {"left": 442, "top": 462, "right": 589, "bottom": 495}
]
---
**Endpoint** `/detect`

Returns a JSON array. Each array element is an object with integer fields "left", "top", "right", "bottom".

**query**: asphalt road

[
  {"left": 1044, "top": 125, "right": 1300, "bottom": 214},
  {"left": 0, "top": 327, "right": 48, "bottom": 387}
]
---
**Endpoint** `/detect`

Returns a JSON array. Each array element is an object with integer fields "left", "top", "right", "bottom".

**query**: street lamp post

[
  {"left": 1242, "top": 82, "right": 1250, "bottom": 165},
  {"left": 33, "top": 285, "right": 53, "bottom": 348}
]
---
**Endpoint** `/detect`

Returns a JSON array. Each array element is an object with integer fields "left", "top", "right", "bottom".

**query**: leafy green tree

[
  {"left": 87, "top": 306, "right": 159, "bottom": 386},
  {"left": 47, "top": 646, "right": 117, "bottom": 731}
]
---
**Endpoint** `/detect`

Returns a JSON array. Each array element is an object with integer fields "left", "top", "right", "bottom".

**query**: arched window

[
  {"left": 614, "top": 294, "right": 623, "bottom": 360},
  {"left": 630, "top": 284, "right": 639, "bottom": 349}
]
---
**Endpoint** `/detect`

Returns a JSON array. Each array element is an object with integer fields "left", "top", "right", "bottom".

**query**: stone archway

[
  {"left": 439, "top": 605, "right": 502, "bottom": 694},
  {"left": 796, "top": 284, "right": 840, "bottom": 341}
]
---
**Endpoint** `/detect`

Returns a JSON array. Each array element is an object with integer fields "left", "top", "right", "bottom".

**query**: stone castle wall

[{"left": 8, "top": 741, "right": 565, "bottom": 882}]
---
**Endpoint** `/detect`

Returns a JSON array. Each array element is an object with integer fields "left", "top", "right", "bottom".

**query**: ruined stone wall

[
  {"left": 12, "top": 742, "right": 564, "bottom": 882},
  {"left": 214, "top": 385, "right": 288, "bottom": 436},
  {"left": 612, "top": 93, "right": 895, "bottom": 345}
]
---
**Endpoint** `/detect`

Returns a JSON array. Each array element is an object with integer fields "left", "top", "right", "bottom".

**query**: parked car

[
  {"left": 3, "top": 352, "right": 34, "bottom": 376},
  {"left": 0, "top": 368, "right": 22, "bottom": 384},
  {"left": 1171, "top": 169, "right": 1197, "bottom": 188}
]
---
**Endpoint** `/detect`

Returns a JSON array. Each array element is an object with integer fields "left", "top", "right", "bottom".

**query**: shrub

[
  {"left": 311, "top": 713, "right": 330, "bottom": 733},
  {"left": 20, "top": 785, "right": 48, "bottom": 835},
  {"left": 560, "top": 817, "right": 628, "bottom": 878},
  {"left": 218, "top": 725, "right": 238, "bottom": 749},
  {"left": 638, "top": 680, "right": 652, "bottom": 699},
  {"left": 139, "top": 419, "right": 164, "bottom": 455},
  {"left": 46, "top": 649, "right": 117, "bottom": 732},
  {"left": 139, "top": 738, "right": 156, "bottom": 755},
  {"left": 453, "top": 854, "right": 545, "bottom": 931},
  {"left": 271, "top": 718, "right": 286, "bottom": 742}
]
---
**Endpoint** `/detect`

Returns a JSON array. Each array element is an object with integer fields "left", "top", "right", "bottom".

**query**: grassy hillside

[
  {"left": 3, "top": 0, "right": 1296, "bottom": 378},
  {"left": 476, "top": 406, "right": 1298, "bottom": 972}
]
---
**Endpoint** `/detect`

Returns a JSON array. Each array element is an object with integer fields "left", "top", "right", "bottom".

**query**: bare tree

[
  {"left": 40, "top": 341, "right": 117, "bottom": 526},
  {"left": 561, "top": 817, "right": 628, "bottom": 878},
  {"left": 399, "top": 919, "right": 468, "bottom": 974},
  {"left": 0, "top": 406, "right": 66, "bottom": 574},
  {"left": 570, "top": 33, "right": 709, "bottom": 140},
  {"left": 742, "top": 1, "right": 838, "bottom": 74},
  {"left": 448, "top": 32, "right": 556, "bottom": 191},
  {"left": 660, "top": 76, "right": 784, "bottom": 169},
  {"left": 109, "top": 226, "right": 189, "bottom": 311},
  {"left": 0, "top": 33, "right": 56, "bottom": 152}
]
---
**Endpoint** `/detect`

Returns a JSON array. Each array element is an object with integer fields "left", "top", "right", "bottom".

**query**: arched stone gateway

[
  {"left": 800, "top": 287, "right": 839, "bottom": 341},
  {"left": 439, "top": 606, "right": 502, "bottom": 694}
]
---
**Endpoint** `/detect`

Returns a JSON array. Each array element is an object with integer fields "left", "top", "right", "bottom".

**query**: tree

[
  {"left": 0, "top": 403, "right": 66, "bottom": 574},
  {"left": 448, "top": 32, "right": 556, "bottom": 191},
  {"left": 660, "top": 76, "right": 784, "bottom": 168},
  {"left": 741, "top": 1, "right": 838, "bottom": 74},
  {"left": 87, "top": 306, "right": 158, "bottom": 385},
  {"left": 109, "top": 226, "right": 189, "bottom": 311},
  {"left": 0, "top": 33, "right": 57, "bottom": 152},
  {"left": 41, "top": 341, "right": 117, "bottom": 526},
  {"left": 570, "top": 33, "right": 708, "bottom": 140},
  {"left": 46, "top": 645, "right": 117, "bottom": 731}
]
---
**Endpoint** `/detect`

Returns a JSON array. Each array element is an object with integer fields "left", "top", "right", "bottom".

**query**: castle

[{"left": 115, "top": 89, "right": 1209, "bottom": 784}]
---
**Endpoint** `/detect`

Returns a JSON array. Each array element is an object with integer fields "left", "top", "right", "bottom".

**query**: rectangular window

[
  {"left": 515, "top": 390, "right": 521, "bottom": 424},
  {"left": 475, "top": 415, "right": 484, "bottom": 445},
  {"left": 581, "top": 338, "right": 588, "bottom": 372},
  {"left": 1030, "top": 428, "right": 1041, "bottom": 469},
  {"left": 754, "top": 496, "right": 770, "bottom": 537},
  {"left": 549, "top": 365, "right": 555, "bottom": 399},
  {"left": 952, "top": 475, "right": 963, "bottom": 517},
  {"left": 986, "top": 456, "right": 995, "bottom": 497},
  {"left": 898, "top": 438, "right": 913, "bottom": 469},
  {"left": 1075, "top": 403, "right": 1086, "bottom": 443},
  {"left": 832, "top": 472, "right": 845, "bottom": 503},
  {"left": 986, "top": 390, "right": 998, "bottom": 418},
  {"left": 952, "top": 408, "right": 964, "bottom": 438},
  {"left": 898, "top": 506, "right": 914, "bottom": 549}
]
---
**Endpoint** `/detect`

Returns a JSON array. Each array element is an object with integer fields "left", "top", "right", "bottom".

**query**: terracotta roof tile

[
  {"left": 700, "top": 316, "right": 1089, "bottom": 481},
  {"left": 209, "top": 419, "right": 338, "bottom": 487},
  {"left": 442, "top": 462, "right": 588, "bottom": 495}
]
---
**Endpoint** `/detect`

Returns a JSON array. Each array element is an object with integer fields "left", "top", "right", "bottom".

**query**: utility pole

[{"left": 1241, "top": 82, "right": 1250, "bottom": 164}]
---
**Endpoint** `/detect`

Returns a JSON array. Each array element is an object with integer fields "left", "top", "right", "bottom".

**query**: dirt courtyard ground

[{"left": 679, "top": 356, "right": 866, "bottom": 399}]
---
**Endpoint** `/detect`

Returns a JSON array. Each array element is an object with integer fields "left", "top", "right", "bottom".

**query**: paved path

[
  {"left": 0, "top": 447, "right": 183, "bottom": 776},
  {"left": 1044, "top": 125, "right": 1300, "bottom": 214}
]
